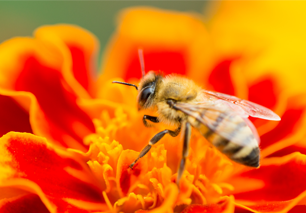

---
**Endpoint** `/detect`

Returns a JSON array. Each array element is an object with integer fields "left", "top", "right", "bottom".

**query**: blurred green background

[{"left": 0, "top": 1, "right": 208, "bottom": 60}]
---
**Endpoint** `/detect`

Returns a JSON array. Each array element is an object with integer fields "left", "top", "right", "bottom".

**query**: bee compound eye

[{"left": 139, "top": 87, "right": 153, "bottom": 105}]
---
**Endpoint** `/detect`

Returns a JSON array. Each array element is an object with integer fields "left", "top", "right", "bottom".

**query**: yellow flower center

[{"left": 84, "top": 83, "right": 235, "bottom": 212}]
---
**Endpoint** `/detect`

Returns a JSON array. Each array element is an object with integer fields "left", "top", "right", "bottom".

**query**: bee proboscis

[{"left": 112, "top": 50, "right": 281, "bottom": 184}]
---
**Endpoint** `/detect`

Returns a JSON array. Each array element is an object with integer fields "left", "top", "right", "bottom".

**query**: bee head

[
  {"left": 112, "top": 49, "right": 160, "bottom": 110},
  {"left": 112, "top": 72, "right": 161, "bottom": 110},
  {"left": 137, "top": 71, "right": 161, "bottom": 110}
]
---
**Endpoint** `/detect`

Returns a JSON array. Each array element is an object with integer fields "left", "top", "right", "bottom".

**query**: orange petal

[
  {"left": 35, "top": 24, "right": 99, "bottom": 98},
  {"left": 116, "top": 150, "right": 148, "bottom": 197},
  {"left": 148, "top": 183, "right": 178, "bottom": 213},
  {"left": 129, "top": 184, "right": 179, "bottom": 213},
  {"left": 0, "top": 37, "right": 95, "bottom": 150},
  {"left": 229, "top": 153, "right": 306, "bottom": 213},
  {"left": 98, "top": 7, "right": 213, "bottom": 95},
  {"left": 0, "top": 132, "right": 105, "bottom": 212},
  {"left": 209, "top": 1, "right": 306, "bottom": 95},
  {"left": 269, "top": 139, "right": 306, "bottom": 158}
]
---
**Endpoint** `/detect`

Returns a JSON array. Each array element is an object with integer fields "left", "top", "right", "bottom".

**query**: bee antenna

[
  {"left": 138, "top": 49, "right": 145, "bottom": 78},
  {"left": 112, "top": 81, "right": 138, "bottom": 90}
]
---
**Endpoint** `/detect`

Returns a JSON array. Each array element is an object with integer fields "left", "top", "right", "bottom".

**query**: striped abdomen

[{"left": 187, "top": 108, "right": 260, "bottom": 167}]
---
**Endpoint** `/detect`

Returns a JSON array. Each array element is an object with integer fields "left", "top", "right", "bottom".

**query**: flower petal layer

[
  {"left": 0, "top": 193, "right": 50, "bottom": 213},
  {"left": 247, "top": 75, "right": 286, "bottom": 135},
  {"left": 209, "top": 1, "right": 306, "bottom": 94},
  {"left": 0, "top": 37, "right": 95, "bottom": 150},
  {"left": 229, "top": 152, "right": 306, "bottom": 213},
  {"left": 181, "top": 196, "right": 235, "bottom": 213},
  {"left": 0, "top": 132, "right": 105, "bottom": 212},
  {"left": 269, "top": 139, "right": 306, "bottom": 158},
  {"left": 35, "top": 24, "right": 99, "bottom": 97},
  {"left": 0, "top": 92, "right": 32, "bottom": 137},
  {"left": 260, "top": 94, "right": 306, "bottom": 157},
  {"left": 288, "top": 206, "right": 306, "bottom": 213},
  {"left": 98, "top": 7, "right": 213, "bottom": 95},
  {"left": 248, "top": 76, "right": 280, "bottom": 111},
  {"left": 207, "top": 59, "right": 237, "bottom": 96}
]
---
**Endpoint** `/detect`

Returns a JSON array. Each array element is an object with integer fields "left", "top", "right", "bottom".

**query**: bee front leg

[
  {"left": 176, "top": 122, "right": 191, "bottom": 186},
  {"left": 143, "top": 115, "right": 159, "bottom": 127},
  {"left": 129, "top": 125, "right": 181, "bottom": 169}
]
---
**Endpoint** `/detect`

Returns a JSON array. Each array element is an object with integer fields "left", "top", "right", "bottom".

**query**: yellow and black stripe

[{"left": 176, "top": 106, "right": 260, "bottom": 168}]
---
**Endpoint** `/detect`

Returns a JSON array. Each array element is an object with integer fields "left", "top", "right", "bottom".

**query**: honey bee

[{"left": 113, "top": 50, "right": 281, "bottom": 184}]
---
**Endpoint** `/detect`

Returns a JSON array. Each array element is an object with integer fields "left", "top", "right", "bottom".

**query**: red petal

[
  {"left": 16, "top": 56, "right": 95, "bottom": 150},
  {"left": 98, "top": 7, "right": 212, "bottom": 90},
  {"left": 35, "top": 25, "right": 99, "bottom": 96},
  {"left": 235, "top": 196, "right": 306, "bottom": 213},
  {"left": 260, "top": 108, "right": 304, "bottom": 149},
  {"left": 236, "top": 153, "right": 306, "bottom": 200},
  {"left": 0, "top": 194, "right": 49, "bottom": 213},
  {"left": 181, "top": 205, "right": 222, "bottom": 213},
  {"left": 231, "top": 153, "right": 306, "bottom": 212},
  {"left": 124, "top": 50, "right": 187, "bottom": 81},
  {"left": 69, "top": 45, "right": 92, "bottom": 91},
  {"left": 0, "top": 93, "right": 32, "bottom": 137},
  {"left": 208, "top": 59, "right": 236, "bottom": 96},
  {"left": 248, "top": 77, "right": 279, "bottom": 110},
  {"left": 270, "top": 143, "right": 306, "bottom": 158},
  {"left": 259, "top": 94, "right": 306, "bottom": 157},
  {"left": 0, "top": 132, "right": 105, "bottom": 212},
  {"left": 248, "top": 76, "right": 283, "bottom": 129},
  {"left": 0, "top": 38, "right": 95, "bottom": 150},
  {"left": 288, "top": 205, "right": 306, "bottom": 213},
  {"left": 181, "top": 196, "right": 235, "bottom": 213},
  {"left": 116, "top": 150, "right": 147, "bottom": 196},
  {"left": 233, "top": 207, "right": 252, "bottom": 213}
]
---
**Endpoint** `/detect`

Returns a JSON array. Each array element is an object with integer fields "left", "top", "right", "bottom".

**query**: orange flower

[{"left": 1, "top": 2, "right": 306, "bottom": 213}]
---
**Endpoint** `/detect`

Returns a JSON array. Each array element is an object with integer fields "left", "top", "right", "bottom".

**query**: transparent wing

[
  {"left": 202, "top": 90, "right": 281, "bottom": 121},
  {"left": 178, "top": 99, "right": 249, "bottom": 118},
  {"left": 173, "top": 101, "right": 260, "bottom": 143}
]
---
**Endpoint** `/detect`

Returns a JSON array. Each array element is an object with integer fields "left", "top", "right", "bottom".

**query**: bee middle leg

[
  {"left": 176, "top": 122, "right": 191, "bottom": 185},
  {"left": 129, "top": 125, "right": 181, "bottom": 169},
  {"left": 143, "top": 115, "right": 159, "bottom": 127}
]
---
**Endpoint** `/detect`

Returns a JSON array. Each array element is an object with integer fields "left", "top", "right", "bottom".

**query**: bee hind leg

[
  {"left": 176, "top": 122, "right": 191, "bottom": 186},
  {"left": 129, "top": 125, "right": 181, "bottom": 169}
]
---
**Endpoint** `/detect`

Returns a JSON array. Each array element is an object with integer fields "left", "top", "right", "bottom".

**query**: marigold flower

[{"left": 1, "top": 2, "right": 306, "bottom": 213}]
